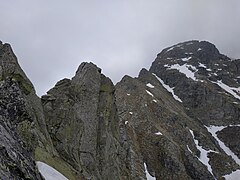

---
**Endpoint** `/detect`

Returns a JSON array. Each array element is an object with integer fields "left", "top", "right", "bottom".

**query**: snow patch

[
  {"left": 127, "top": 93, "right": 130, "bottom": 96},
  {"left": 152, "top": 73, "right": 182, "bottom": 102},
  {"left": 36, "top": 161, "right": 68, "bottom": 180},
  {"left": 197, "top": 48, "right": 202, "bottom": 51},
  {"left": 166, "top": 47, "right": 174, "bottom": 52},
  {"left": 125, "top": 121, "right": 128, "bottom": 125},
  {"left": 189, "top": 129, "right": 215, "bottom": 176},
  {"left": 129, "top": 112, "right": 133, "bottom": 115},
  {"left": 181, "top": 57, "right": 192, "bottom": 61},
  {"left": 155, "top": 132, "right": 162, "bottom": 135},
  {"left": 224, "top": 170, "right": 240, "bottom": 180},
  {"left": 144, "top": 163, "right": 156, "bottom": 180},
  {"left": 146, "top": 90, "right": 154, "bottom": 97},
  {"left": 213, "top": 80, "right": 240, "bottom": 100},
  {"left": 199, "top": 63, "right": 207, "bottom": 68},
  {"left": 206, "top": 125, "right": 240, "bottom": 165},
  {"left": 146, "top": 83, "right": 155, "bottom": 88},
  {"left": 167, "top": 64, "right": 198, "bottom": 81},
  {"left": 153, "top": 99, "right": 157, "bottom": 103}
]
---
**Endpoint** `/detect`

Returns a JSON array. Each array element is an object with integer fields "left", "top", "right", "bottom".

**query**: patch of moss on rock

[
  {"left": 17, "top": 121, "right": 37, "bottom": 150},
  {"left": 12, "top": 74, "right": 33, "bottom": 95}
]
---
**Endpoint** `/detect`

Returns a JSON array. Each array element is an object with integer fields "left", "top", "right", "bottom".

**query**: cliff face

[
  {"left": 42, "top": 62, "right": 130, "bottom": 179},
  {"left": 0, "top": 40, "right": 240, "bottom": 180}
]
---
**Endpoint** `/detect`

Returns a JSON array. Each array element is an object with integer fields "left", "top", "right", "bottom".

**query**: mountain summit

[{"left": 0, "top": 40, "right": 239, "bottom": 179}]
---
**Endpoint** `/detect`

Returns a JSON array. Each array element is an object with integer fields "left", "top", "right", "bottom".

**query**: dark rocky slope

[
  {"left": 0, "top": 40, "right": 240, "bottom": 180},
  {"left": 115, "top": 40, "right": 240, "bottom": 179}
]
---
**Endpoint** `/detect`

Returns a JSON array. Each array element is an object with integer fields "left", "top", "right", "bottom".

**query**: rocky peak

[
  {"left": 0, "top": 42, "right": 34, "bottom": 95},
  {"left": 157, "top": 40, "right": 221, "bottom": 62},
  {"left": 1, "top": 40, "right": 240, "bottom": 180}
]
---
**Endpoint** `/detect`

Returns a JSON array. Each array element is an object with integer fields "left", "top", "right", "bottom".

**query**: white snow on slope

[
  {"left": 146, "top": 90, "right": 154, "bottom": 97},
  {"left": 224, "top": 170, "right": 240, "bottom": 180},
  {"left": 182, "top": 57, "right": 192, "bottom": 61},
  {"left": 146, "top": 83, "right": 155, "bottom": 88},
  {"left": 206, "top": 125, "right": 240, "bottom": 179},
  {"left": 189, "top": 130, "right": 215, "bottom": 176},
  {"left": 144, "top": 163, "right": 156, "bottom": 180},
  {"left": 166, "top": 46, "right": 174, "bottom": 52},
  {"left": 206, "top": 125, "right": 240, "bottom": 165},
  {"left": 152, "top": 73, "right": 182, "bottom": 102},
  {"left": 155, "top": 132, "right": 162, "bottom": 135},
  {"left": 199, "top": 63, "right": 207, "bottom": 68},
  {"left": 213, "top": 80, "right": 240, "bottom": 100},
  {"left": 36, "top": 161, "right": 68, "bottom": 180},
  {"left": 197, "top": 48, "right": 202, "bottom": 51},
  {"left": 187, "top": 145, "right": 193, "bottom": 154},
  {"left": 167, "top": 64, "right": 197, "bottom": 81}
]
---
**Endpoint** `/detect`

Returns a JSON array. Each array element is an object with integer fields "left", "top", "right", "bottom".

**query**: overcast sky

[{"left": 1, "top": 0, "right": 240, "bottom": 95}]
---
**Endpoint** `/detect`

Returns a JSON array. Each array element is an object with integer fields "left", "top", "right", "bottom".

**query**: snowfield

[{"left": 36, "top": 161, "right": 68, "bottom": 180}]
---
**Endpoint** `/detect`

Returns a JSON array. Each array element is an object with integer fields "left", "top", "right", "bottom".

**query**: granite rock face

[
  {"left": 42, "top": 62, "right": 130, "bottom": 179},
  {"left": 1, "top": 40, "right": 240, "bottom": 180}
]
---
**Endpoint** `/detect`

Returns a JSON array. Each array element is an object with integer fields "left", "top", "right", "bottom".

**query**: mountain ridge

[{"left": 0, "top": 40, "right": 239, "bottom": 179}]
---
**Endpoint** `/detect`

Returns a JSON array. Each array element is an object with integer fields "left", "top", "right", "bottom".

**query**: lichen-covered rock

[
  {"left": 42, "top": 62, "right": 130, "bottom": 179},
  {"left": 0, "top": 42, "right": 77, "bottom": 179}
]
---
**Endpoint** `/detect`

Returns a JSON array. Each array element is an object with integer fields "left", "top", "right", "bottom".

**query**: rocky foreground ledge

[{"left": 0, "top": 40, "right": 240, "bottom": 179}]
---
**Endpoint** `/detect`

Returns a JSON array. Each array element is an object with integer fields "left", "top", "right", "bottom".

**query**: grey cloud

[{"left": 0, "top": 0, "right": 239, "bottom": 95}]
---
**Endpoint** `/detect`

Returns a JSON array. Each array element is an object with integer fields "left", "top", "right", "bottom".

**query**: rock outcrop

[
  {"left": 42, "top": 62, "right": 130, "bottom": 179},
  {"left": 0, "top": 40, "right": 240, "bottom": 180}
]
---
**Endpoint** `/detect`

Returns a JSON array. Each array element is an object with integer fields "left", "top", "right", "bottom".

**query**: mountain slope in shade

[{"left": 0, "top": 40, "right": 239, "bottom": 179}]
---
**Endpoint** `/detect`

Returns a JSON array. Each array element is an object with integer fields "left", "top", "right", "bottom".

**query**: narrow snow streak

[
  {"left": 206, "top": 125, "right": 240, "bottom": 165},
  {"left": 187, "top": 145, "right": 192, "bottom": 154},
  {"left": 36, "top": 161, "right": 68, "bottom": 180},
  {"left": 199, "top": 63, "right": 207, "bottom": 68},
  {"left": 181, "top": 57, "right": 192, "bottom": 61},
  {"left": 166, "top": 46, "right": 174, "bottom": 52},
  {"left": 189, "top": 130, "right": 214, "bottom": 176},
  {"left": 213, "top": 80, "right": 240, "bottom": 100},
  {"left": 152, "top": 73, "right": 182, "bottom": 102},
  {"left": 206, "top": 125, "right": 240, "bottom": 179},
  {"left": 146, "top": 83, "right": 155, "bottom": 88},
  {"left": 144, "top": 163, "right": 156, "bottom": 180},
  {"left": 146, "top": 90, "right": 154, "bottom": 97}
]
